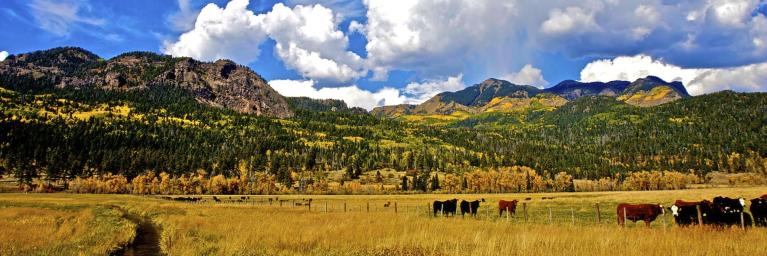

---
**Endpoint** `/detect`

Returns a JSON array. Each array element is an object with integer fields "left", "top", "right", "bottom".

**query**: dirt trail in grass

[{"left": 111, "top": 206, "right": 161, "bottom": 256}]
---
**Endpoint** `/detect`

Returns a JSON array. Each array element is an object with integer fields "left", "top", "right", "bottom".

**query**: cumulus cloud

[
  {"left": 541, "top": 7, "right": 600, "bottom": 35},
  {"left": 580, "top": 55, "right": 767, "bottom": 95},
  {"left": 263, "top": 3, "right": 365, "bottom": 83},
  {"left": 164, "top": 0, "right": 365, "bottom": 83},
  {"left": 500, "top": 65, "right": 549, "bottom": 88},
  {"left": 403, "top": 74, "right": 466, "bottom": 103},
  {"left": 163, "top": 0, "right": 268, "bottom": 64},
  {"left": 269, "top": 79, "right": 407, "bottom": 110},
  {"left": 0, "top": 51, "right": 8, "bottom": 61},
  {"left": 708, "top": 0, "right": 758, "bottom": 27},
  {"left": 354, "top": 0, "right": 767, "bottom": 79},
  {"left": 360, "top": 0, "right": 519, "bottom": 78},
  {"left": 28, "top": 0, "right": 105, "bottom": 37},
  {"left": 165, "top": 0, "right": 767, "bottom": 100}
]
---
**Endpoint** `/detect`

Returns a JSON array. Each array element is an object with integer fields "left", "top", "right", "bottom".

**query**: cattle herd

[
  {"left": 664, "top": 194, "right": 767, "bottom": 228},
  {"left": 433, "top": 194, "right": 767, "bottom": 228}
]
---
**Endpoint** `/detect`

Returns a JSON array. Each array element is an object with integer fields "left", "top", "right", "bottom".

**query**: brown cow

[
  {"left": 673, "top": 200, "right": 702, "bottom": 207},
  {"left": 499, "top": 200, "right": 518, "bottom": 217},
  {"left": 761, "top": 194, "right": 767, "bottom": 200},
  {"left": 617, "top": 203, "right": 665, "bottom": 227}
]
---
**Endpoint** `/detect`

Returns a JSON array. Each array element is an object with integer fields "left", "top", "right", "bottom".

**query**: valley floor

[{"left": 1, "top": 187, "right": 766, "bottom": 256}]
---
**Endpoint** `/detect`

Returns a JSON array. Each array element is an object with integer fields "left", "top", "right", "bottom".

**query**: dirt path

[{"left": 111, "top": 206, "right": 162, "bottom": 256}]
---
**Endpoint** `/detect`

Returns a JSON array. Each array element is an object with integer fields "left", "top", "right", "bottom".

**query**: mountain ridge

[
  {"left": 372, "top": 76, "right": 691, "bottom": 117},
  {"left": 0, "top": 47, "right": 293, "bottom": 118}
]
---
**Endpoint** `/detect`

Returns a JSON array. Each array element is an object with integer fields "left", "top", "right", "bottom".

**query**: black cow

[
  {"left": 750, "top": 197, "right": 767, "bottom": 227},
  {"left": 669, "top": 200, "right": 713, "bottom": 226},
  {"left": 460, "top": 199, "right": 485, "bottom": 217},
  {"left": 433, "top": 199, "right": 458, "bottom": 217},
  {"left": 711, "top": 196, "right": 752, "bottom": 227}
]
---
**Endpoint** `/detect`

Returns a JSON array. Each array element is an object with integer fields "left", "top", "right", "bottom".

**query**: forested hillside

[
  {"left": 0, "top": 48, "right": 765, "bottom": 194},
  {"left": 1, "top": 84, "right": 765, "bottom": 190}
]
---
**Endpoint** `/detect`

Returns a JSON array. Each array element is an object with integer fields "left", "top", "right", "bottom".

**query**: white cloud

[
  {"left": 580, "top": 55, "right": 767, "bottom": 95},
  {"left": 580, "top": 55, "right": 699, "bottom": 86},
  {"left": 709, "top": 0, "right": 758, "bottom": 27},
  {"left": 263, "top": 3, "right": 365, "bottom": 83},
  {"left": 500, "top": 65, "right": 549, "bottom": 88},
  {"left": 269, "top": 74, "right": 467, "bottom": 109},
  {"left": 167, "top": 0, "right": 201, "bottom": 32},
  {"left": 287, "top": 0, "right": 366, "bottom": 20},
  {"left": 360, "top": 0, "right": 519, "bottom": 78},
  {"left": 164, "top": 0, "right": 767, "bottom": 99},
  {"left": 162, "top": 0, "right": 268, "bottom": 64},
  {"left": 269, "top": 79, "right": 407, "bottom": 110},
  {"left": 0, "top": 51, "right": 8, "bottom": 62},
  {"left": 28, "top": 0, "right": 105, "bottom": 37},
  {"left": 164, "top": 0, "right": 365, "bottom": 83},
  {"left": 403, "top": 74, "right": 465, "bottom": 103},
  {"left": 541, "top": 7, "right": 600, "bottom": 35},
  {"left": 687, "top": 63, "right": 767, "bottom": 95}
]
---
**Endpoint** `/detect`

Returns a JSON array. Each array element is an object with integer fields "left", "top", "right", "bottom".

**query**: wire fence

[{"left": 154, "top": 195, "right": 762, "bottom": 229}]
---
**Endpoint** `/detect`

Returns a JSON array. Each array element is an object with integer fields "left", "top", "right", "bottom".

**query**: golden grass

[
  {"left": 1, "top": 187, "right": 766, "bottom": 255},
  {"left": 0, "top": 202, "right": 135, "bottom": 255}
]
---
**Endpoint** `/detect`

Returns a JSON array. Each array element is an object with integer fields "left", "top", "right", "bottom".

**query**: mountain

[
  {"left": 0, "top": 47, "right": 293, "bottom": 118},
  {"left": 544, "top": 80, "right": 631, "bottom": 100},
  {"left": 1, "top": 47, "right": 765, "bottom": 188},
  {"left": 371, "top": 78, "right": 552, "bottom": 116},
  {"left": 372, "top": 76, "right": 691, "bottom": 118},
  {"left": 287, "top": 97, "right": 367, "bottom": 114}
]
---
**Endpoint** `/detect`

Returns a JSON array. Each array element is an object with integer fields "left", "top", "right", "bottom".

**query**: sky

[{"left": 1, "top": 0, "right": 767, "bottom": 110}]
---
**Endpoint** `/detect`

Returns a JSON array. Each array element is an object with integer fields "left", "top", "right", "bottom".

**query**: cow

[
  {"left": 433, "top": 199, "right": 458, "bottom": 217},
  {"left": 384, "top": 202, "right": 391, "bottom": 207},
  {"left": 751, "top": 197, "right": 767, "bottom": 227},
  {"left": 460, "top": 199, "right": 485, "bottom": 217},
  {"left": 713, "top": 196, "right": 745, "bottom": 214},
  {"left": 617, "top": 203, "right": 665, "bottom": 227},
  {"left": 669, "top": 200, "right": 713, "bottom": 226},
  {"left": 761, "top": 194, "right": 767, "bottom": 200},
  {"left": 499, "top": 200, "right": 519, "bottom": 217},
  {"left": 710, "top": 196, "right": 752, "bottom": 227}
]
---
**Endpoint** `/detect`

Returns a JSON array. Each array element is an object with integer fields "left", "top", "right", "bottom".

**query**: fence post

[
  {"left": 395, "top": 202, "right": 398, "bottom": 213},
  {"left": 325, "top": 201, "right": 328, "bottom": 213},
  {"left": 523, "top": 203, "right": 528, "bottom": 223},
  {"left": 441, "top": 204, "right": 444, "bottom": 217},
  {"left": 308, "top": 202, "right": 311, "bottom": 212},
  {"left": 696, "top": 205, "right": 703, "bottom": 226},
  {"left": 571, "top": 208, "right": 575, "bottom": 225},
  {"left": 622, "top": 207, "right": 627, "bottom": 228},
  {"left": 367, "top": 201, "right": 370, "bottom": 213},
  {"left": 740, "top": 212, "right": 745, "bottom": 229},
  {"left": 595, "top": 203, "right": 601, "bottom": 224},
  {"left": 548, "top": 207, "right": 553, "bottom": 225},
  {"left": 344, "top": 202, "right": 347, "bottom": 212}
]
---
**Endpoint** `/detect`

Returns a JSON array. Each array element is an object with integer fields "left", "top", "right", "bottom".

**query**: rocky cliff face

[{"left": 0, "top": 47, "right": 293, "bottom": 118}]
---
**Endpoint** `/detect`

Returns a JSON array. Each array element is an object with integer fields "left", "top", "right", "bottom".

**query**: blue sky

[{"left": 1, "top": 0, "right": 767, "bottom": 109}]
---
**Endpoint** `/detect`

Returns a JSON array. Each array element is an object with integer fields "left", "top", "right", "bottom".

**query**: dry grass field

[{"left": 0, "top": 187, "right": 765, "bottom": 256}]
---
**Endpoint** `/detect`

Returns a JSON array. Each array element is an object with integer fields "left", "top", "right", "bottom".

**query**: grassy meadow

[{"left": 0, "top": 187, "right": 766, "bottom": 255}]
